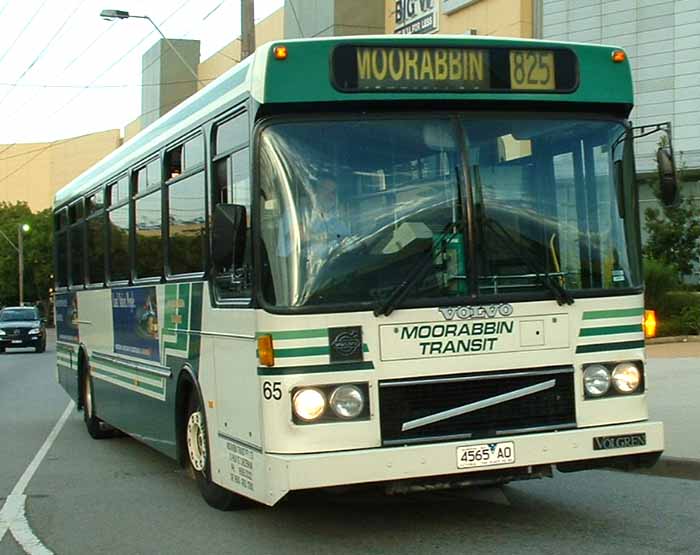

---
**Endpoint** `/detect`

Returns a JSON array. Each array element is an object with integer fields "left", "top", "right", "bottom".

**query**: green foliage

[
  {"left": 643, "top": 257, "right": 680, "bottom": 311},
  {"left": 680, "top": 304, "right": 700, "bottom": 335},
  {"left": 0, "top": 202, "right": 53, "bottom": 308},
  {"left": 643, "top": 198, "right": 700, "bottom": 277}
]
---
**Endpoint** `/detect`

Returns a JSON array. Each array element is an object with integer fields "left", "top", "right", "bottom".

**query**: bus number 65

[{"left": 263, "top": 381, "right": 282, "bottom": 401}]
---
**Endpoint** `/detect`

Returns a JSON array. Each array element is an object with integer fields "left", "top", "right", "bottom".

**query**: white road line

[{"left": 0, "top": 400, "right": 74, "bottom": 554}]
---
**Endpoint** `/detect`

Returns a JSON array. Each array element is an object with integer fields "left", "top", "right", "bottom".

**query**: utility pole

[
  {"left": 241, "top": 0, "right": 256, "bottom": 59},
  {"left": 18, "top": 226, "right": 24, "bottom": 305}
]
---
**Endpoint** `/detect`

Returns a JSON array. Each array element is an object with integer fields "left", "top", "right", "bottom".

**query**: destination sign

[{"left": 331, "top": 45, "right": 578, "bottom": 93}]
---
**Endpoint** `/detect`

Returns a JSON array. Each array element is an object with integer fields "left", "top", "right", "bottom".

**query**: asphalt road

[{"left": 1, "top": 337, "right": 699, "bottom": 555}]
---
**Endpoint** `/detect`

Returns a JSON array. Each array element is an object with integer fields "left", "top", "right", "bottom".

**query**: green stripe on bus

[
  {"left": 94, "top": 358, "right": 167, "bottom": 382},
  {"left": 93, "top": 367, "right": 164, "bottom": 394},
  {"left": 576, "top": 340, "right": 645, "bottom": 354},
  {"left": 257, "top": 361, "right": 375, "bottom": 375},
  {"left": 257, "top": 329, "right": 328, "bottom": 340},
  {"left": 582, "top": 308, "right": 644, "bottom": 320},
  {"left": 579, "top": 324, "right": 643, "bottom": 337},
  {"left": 274, "top": 344, "right": 370, "bottom": 358}
]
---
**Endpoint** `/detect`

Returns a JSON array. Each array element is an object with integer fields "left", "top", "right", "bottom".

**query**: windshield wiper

[
  {"left": 482, "top": 217, "right": 574, "bottom": 306},
  {"left": 373, "top": 220, "right": 462, "bottom": 317},
  {"left": 375, "top": 167, "right": 466, "bottom": 318}
]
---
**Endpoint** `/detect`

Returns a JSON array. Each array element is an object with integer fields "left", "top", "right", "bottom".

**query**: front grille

[
  {"left": 4, "top": 327, "right": 30, "bottom": 339},
  {"left": 379, "top": 367, "right": 576, "bottom": 446}
]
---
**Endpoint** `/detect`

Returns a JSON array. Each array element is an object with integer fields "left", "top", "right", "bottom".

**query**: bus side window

[
  {"left": 69, "top": 199, "right": 85, "bottom": 288},
  {"left": 107, "top": 179, "right": 131, "bottom": 283},
  {"left": 212, "top": 112, "right": 251, "bottom": 301},
  {"left": 55, "top": 209, "right": 69, "bottom": 288}
]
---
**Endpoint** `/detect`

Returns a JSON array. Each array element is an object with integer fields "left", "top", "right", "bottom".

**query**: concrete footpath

[{"left": 643, "top": 341, "right": 700, "bottom": 480}]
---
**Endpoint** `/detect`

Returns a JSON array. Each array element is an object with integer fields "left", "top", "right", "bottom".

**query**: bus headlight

[
  {"left": 612, "top": 362, "right": 641, "bottom": 394},
  {"left": 583, "top": 364, "right": 611, "bottom": 397},
  {"left": 329, "top": 385, "right": 364, "bottom": 419},
  {"left": 292, "top": 388, "right": 326, "bottom": 421}
]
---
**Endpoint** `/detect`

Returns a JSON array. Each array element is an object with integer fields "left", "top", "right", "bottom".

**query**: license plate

[
  {"left": 12, "top": 340, "right": 22, "bottom": 344},
  {"left": 457, "top": 441, "right": 515, "bottom": 469}
]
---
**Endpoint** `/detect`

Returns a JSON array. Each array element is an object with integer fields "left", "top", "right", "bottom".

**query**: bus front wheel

[{"left": 185, "top": 393, "right": 251, "bottom": 511}]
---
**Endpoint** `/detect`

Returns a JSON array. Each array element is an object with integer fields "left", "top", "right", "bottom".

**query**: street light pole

[
  {"left": 0, "top": 223, "right": 29, "bottom": 305},
  {"left": 100, "top": 9, "right": 203, "bottom": 87},
  {"left": 18, "top": 226, "right": 24, "bottom": 305}
]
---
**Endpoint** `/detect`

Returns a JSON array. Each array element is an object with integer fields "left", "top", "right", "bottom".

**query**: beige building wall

[
  {"left": 0, "top": 129, "right": 121, "bottom": 211},
  {"left": 198, "top": 8, "right": 285, "bottom": 87},
  {"left": 385, "top": 0, "right": 533, "bottom": 38}
]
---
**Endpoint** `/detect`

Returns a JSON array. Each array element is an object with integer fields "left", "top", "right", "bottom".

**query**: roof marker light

[
  {"left": 612, "top": 50, "right": 626, "bottom": 63},
  {"left": 273, "top": 45, "right": 288, "bottom": 60}
]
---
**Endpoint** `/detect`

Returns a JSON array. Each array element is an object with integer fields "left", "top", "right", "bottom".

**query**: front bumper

[
  {"left": 267, "top": 421, "right": 663, "bottom": 498},
  {"left": 0, "top": 335, "right": 43, "bottom": 348}
]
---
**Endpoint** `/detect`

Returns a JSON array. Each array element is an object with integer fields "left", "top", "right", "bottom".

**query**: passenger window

[
  {"left": 134, "top": 190, "right": 163, "bottom": 279},
  {"left": 108, "top": 204, "right": 130, "bottom": 281},
  {"left": 168, "top": 172, "right": 206, "bottom": 275},
  {"left": 86, "top": 214, "right": 105, "bottom": 285}
]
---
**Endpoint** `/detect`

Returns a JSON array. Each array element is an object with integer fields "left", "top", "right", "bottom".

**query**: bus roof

[{"left": 54, "top": 35, "right": 632, "bottom": 208}]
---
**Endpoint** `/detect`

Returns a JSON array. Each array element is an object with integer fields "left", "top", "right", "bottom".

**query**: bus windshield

[{"left": 258, "top": 114, "right": 640, "bottom": 310}]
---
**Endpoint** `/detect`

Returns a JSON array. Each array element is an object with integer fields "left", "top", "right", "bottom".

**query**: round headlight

[
  {"left": 292, "top": 388, "right": 326, "bottom": 421},
  {"left": 329, "top": 385, "right": 364, "bottom": 419},
  {"left": 583, "top": 364, "right": 611, "bottom": 397},
  {"left": 612, "top": 362, "right": 641, "bottom": 394}
]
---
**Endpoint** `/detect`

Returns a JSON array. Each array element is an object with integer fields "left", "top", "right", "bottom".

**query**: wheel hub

[{"left": 187, "top": 411, "right": 206, "bottom": 472}]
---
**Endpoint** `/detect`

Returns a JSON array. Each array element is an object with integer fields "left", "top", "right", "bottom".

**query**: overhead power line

[
  {"left": 0, "top": 0, "right": 50, "bottom": 67},
  {"left": 0, "top": 78, "right": 214, "bottom": 90},
  {"left": 0, "top": 94, "right": 210, "bottom": 183},
  {"left": 0, "top": 0, "right": 89, "bottom": 107}
]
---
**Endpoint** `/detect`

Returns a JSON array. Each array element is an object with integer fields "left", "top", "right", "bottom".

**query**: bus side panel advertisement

[
  {"left": 111, "top": 287, "right": 160, "bottom": 362},
  {"left": 55, "top": 291, "right": 79, "bottom": 343}
]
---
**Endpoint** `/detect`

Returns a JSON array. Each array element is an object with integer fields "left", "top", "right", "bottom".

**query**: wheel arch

[
  {"left": 175, "top": 365, "right": 204, "bottom": 467},
  {"left": 76, "top": 343, "right": 90, "bottom": 411}
]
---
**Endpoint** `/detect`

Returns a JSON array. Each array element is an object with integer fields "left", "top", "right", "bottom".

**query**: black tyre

[
  {"left": 35, "top": 339, "right": 46, "bottom": 353},
  {"left": 185, "top": 393, "right": 251, "bottom": 510},
  {"left": 0, "top": 347, "right": 5, "bottom": 353},
  {"left": 82, "top": 363, "right": 115, "bottom": 439}
]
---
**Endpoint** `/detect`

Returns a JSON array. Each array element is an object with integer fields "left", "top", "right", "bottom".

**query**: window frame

[
  {"left": 106, "top": 172, "right": 133, "bottom": 286},
  {"left": 209, "top": 108, "right": 253, "bottom": 306},
  {"left": 133, "top": 156, "right": 164, "bottom": 284},
  {"left": 85, "top": 185, "right": 108, "bottom": 289}
]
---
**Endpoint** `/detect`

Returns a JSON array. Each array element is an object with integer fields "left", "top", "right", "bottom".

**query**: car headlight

[
  {"left": 28, "top": 328, "right": 41, "bottom": 335},
  {"left": 329, "top": 385, "right": 364, "bottom": 419},
  {"left": 0, "top": 330, "right": 5, "bottom": 336},
  {"left": 292, "top": 388, "right": 326, "bottom": 422},
  {"left": 583, "top": 364, "right": 611, "bottom": 397},
  {"left": 612, "top": 362, "right": 641, "bottom": 393}
]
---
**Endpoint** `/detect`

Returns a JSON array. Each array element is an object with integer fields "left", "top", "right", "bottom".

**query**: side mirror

[
  {"left": 212, "top": 204, "right": 247, "bottom": 270},
  {"left": 657, "top": 147, "right": 679, "bottom": 207}
]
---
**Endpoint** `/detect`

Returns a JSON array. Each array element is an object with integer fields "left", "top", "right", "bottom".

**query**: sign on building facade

[{"left": 394, "top": 0, "right": 439, "bottom": 34}]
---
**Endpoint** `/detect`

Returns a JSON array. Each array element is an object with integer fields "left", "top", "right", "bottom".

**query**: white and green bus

[{"left": 54, "top": 36, "right": 676, "bottom": 509}]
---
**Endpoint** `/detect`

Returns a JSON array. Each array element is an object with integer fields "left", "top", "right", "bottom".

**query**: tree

[
  {"left": 643, "top": 136, "right": 700, "bottom": 279},
  {"left": 644, "top": 199, "right": 700, "bottom": 277},
  {"left": 0, "top": 202, "right": 53, "bottom": 308}
]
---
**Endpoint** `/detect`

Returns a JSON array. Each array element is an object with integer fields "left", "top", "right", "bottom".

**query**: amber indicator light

[
  {"left": 273, "top": 46, "right": 288, "bottom": 60},
  {"left": 612, "top": 50, "right": 626, "bottom": 63}
]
